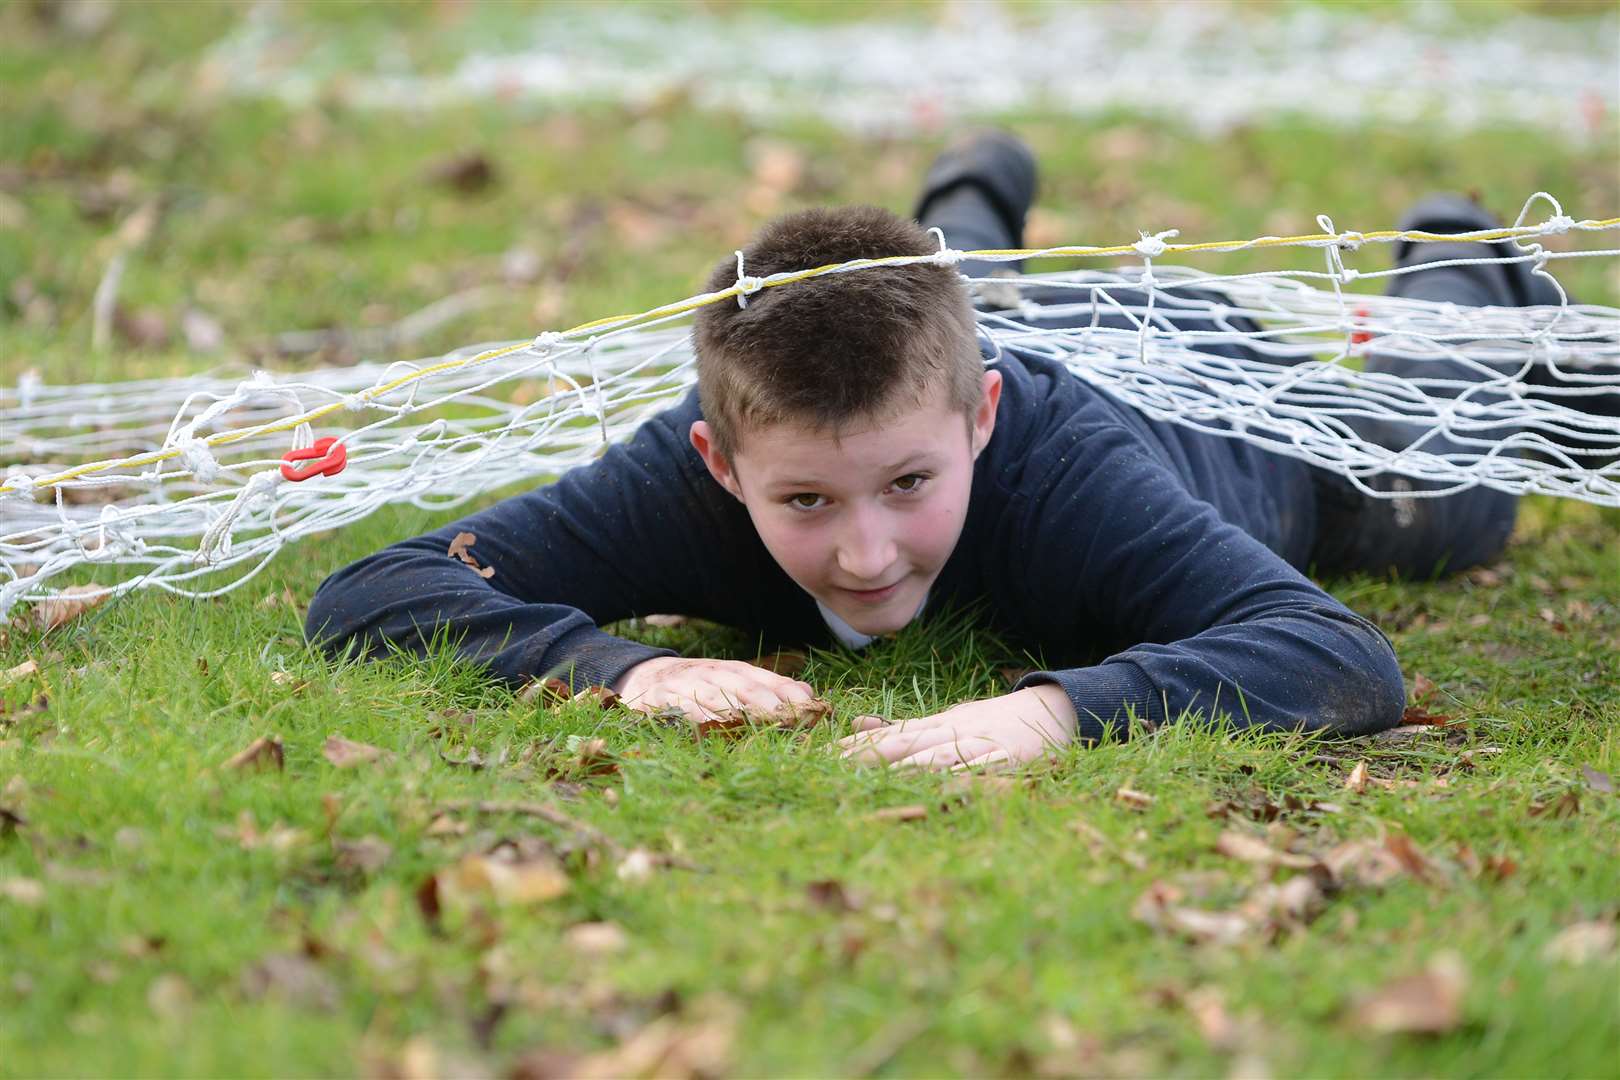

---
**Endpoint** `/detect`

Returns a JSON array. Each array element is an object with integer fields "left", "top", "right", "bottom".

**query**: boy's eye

[
  {"left": 787, "top": 493, "right": 824, "bottom": 510},
  {"left": 892, "top": 473, "right": 928, "bottom": 493}
]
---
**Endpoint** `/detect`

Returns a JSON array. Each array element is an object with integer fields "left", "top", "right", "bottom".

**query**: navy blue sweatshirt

[{"left": 305, "top": 348, "right": 1405, "bottom": 741}]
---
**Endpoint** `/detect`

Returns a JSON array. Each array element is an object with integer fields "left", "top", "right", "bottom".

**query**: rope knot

[
  {"left": 1337, "top": 230, "right": 1365, "bottom": 252},
  {"left": 177, "top": 435, "right": 220, "bottom": 484},
  {"left": 925, "top": 225, "right": 962, "bottom": 267},
  {"left": 733, "top": 250, "right": 764, "bottom": 309},
  {"left": 1132, "top": 229, "right": 1179, "bottom": 259},
  {"left": 1543, "top": 214, "right": 1575, "bottom": 235},
  {"left": 2, "top": 472, "right": 36, "bottom": 500},
  {"left": 533, "top": 331, "right": 565, "bottom": 352},
  {"left": 341, "top": 393, "right": 367, "bottom": 413}
]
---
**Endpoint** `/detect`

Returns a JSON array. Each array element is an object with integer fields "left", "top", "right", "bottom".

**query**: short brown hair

[{"left": 692, "top": 205, "right": 982, "bottom": 457}]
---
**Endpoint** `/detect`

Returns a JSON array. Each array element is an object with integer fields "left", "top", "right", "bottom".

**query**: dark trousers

[{"left": 918, "top": 189, "right": 1528, "bottom": 581}]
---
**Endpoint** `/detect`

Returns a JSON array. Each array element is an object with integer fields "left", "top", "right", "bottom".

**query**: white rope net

[{"left": 3, "top": 193, "right": 1617, "bottom": 619}]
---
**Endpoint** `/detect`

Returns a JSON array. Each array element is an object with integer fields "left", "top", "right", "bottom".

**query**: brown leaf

[
  {"left": 642, "top": 613, "right": 689, "bottom": 628},
  {"left": 1530, "top": 791, "right": 1581, "bottom": 819},
  {"left": 322, "top": 734, "right": 391, "bottom": 769},
  {"left": 1400, "top": 704, "right": 1455, "bottom": 727},
  {"left": 1213, "top": 830, "right": 1319, "bottom": 870},
  {"left": 616, "top": 847, "right": 658, "bottom": 883},
  {"left": 446, "top": 531, "right": 495, "bottom": 579},
  {"left": 1349, "top": 954, "right": 1466, "bottom": 1034},
  {"left": 868, "top": 804, "right": 927, "bottom": 823},
  {"left": 1132, "top": 882, "right": 1252, "bottom": 946},
  {"left": 998, "top": 665, "right": 1035, "bottom": 687},
  {"left": 1071, "top": 819, "right": 1148, "bottom": 870},
  {"left": 690, "top": 697, "right": 832, "bottom": 737},
  {"left": 1541, "top": 920, "right": 1617, "bottom": 965},
  {"left": 517, "top": 676, "right": 573, "bottom": 705},
  {"left": 334, "top": 835, "right": 392, "bottom": 874},
  {"left": 239, "top": 952, "right": 339, "bottom": 1008},
  {"left": 2, "top": 659, "right": 39, "bottom": 687},
  {"left": 1115, "top": 787, "right": 1155, "bottom": 811},
  {"left": 805, "top": 879, "right": 859, "bottom": 913},
  {"left": 223, "top": 734, "right": 284, "bottom": 773},
  {"left": 440, "top": 851, "right": 569, "bottom": 905},
  {"left": 1409, "top": 672, "right": 1437, "bottom": 703},
  {"left": 570, "top": 997, "right": 736, "bottom": 1080},
  {"left": 572, "top": 685, "right": 621, "bottom": 709},
  {"left": 564, "top": 921, "right": 629, "bottom": 957},
  {"left": 1581, "top": 764, "right": 1614, "bottom": 795},
  {"left": 753, "top": 649, "right": 809, "bottom": 677},
  {"left": 221, "top": 810, "right": 306, "bottom": 852},
  {"left": 1383, "top": 833, "right": 1437, "bottom": 883},
  {"left": 1320, "top": 840, "right": 1406, "bottom": 889},
  {"left": 0, "top": 877, "right": 46, "bottom": 906},
  {"left": 1345, "top": 760, "right": 1370, "bottom": 794},
  {"left": 426, "top": 150, "right": 497, "bottom": 194},
  {"left": 31, "top": 585, "right": 108, "bottom": 632}
]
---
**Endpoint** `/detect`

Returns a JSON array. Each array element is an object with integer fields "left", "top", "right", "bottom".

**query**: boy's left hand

[{"left": 837, "top": 683, "right": 1078, "bottom": 770}]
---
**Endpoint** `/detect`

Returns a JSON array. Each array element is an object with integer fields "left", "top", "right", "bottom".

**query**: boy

[{"left": 305, "top": 133, "right": 1576, "bottom": 770}]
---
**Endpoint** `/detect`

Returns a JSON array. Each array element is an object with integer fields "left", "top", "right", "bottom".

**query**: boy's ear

[
  {"left": 689, "top": 421, "right": 744, "bottom": 501},
  {"left": 970, "top": 369, "right": 1003, "bottom": 459}
]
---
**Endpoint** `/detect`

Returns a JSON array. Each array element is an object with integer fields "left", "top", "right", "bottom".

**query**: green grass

[{"left": 2, "top": 3, "right": 1618, "bottom": 1077}]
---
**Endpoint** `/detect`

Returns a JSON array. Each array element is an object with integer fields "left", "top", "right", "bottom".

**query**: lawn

[{"left": 2, "top": 3, "right": 1617, "bottom": 1077}]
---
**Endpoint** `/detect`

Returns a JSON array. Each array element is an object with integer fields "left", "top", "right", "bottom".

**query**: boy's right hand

[{"left": 612, "top": 656, "right": 818, "bottom": 726}]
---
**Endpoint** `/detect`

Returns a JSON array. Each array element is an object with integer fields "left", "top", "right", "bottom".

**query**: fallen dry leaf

[
  {"left": 1530, "top": 791, "right": 1581, "bottom": 819},
  {"left": 322, "top": 734, "right": 391, "bottom": 769},
  {"left": 1400, "top": 703, "right": 1455, "bottom": 727},
  {"left": 615, "top": 847, "right": 658, "bottom": 883},
  {"left": 565, "top": 921, "right": 629, "bottom": 957},
  {"left": 240, "top": 952, "right": 339, "bottom": 1008},
  {"left": 31, "top": 585, "right": 108, "bottom": 632},
  {"left": 2, "top": 659, "right": 39, "bottom": 687},
  {"left": 570, "top": 996, "right": 736, "bottom": 1080},
  {"left": 753, "top": 649, "right": 809, "bottom": 677},
  {"left": 1348, "top": 953, "right": 1466, "bottom": 1034},
  {"left": 1581, "top": 764, "right": 1614, "bottom": 795},
  {"left": 1071, "top": 819, "right": 1149, "bottom": 870},
  {"left": 1345, "top": 760, "right": 1370, "bottom": 794},
  {"left": 221, "top": 810, "right": 306, "bottom": 853},
  {"left": 805, "top": 879, "right": 860, "bottom": 913},
  {"left": 1132, "top": 881, "right": 1252, "bottom": 946},
  {"left": 1214, "top": 829, "right": 1320, "bottom": 871},
  {"left": 444, "top": 850, "right": 570, "bottom": 905},
  {"left": 868, "top": 804, "right": 928, "bottom": 823},
  {"left": 642, "top": 613, "right": 689, "bottom": 628},
  {"left": 446, "top": 531, "right": 495, "bottom": 579},
  {"left": 1320, "top": 839, "right": 1407, "bottom": 889},
  {"left": 223, "top": 734, "right": 284, "bottom": 773},
  {"left": 0, "top": 877, "right": 45, "bottom": 906},
  {"left": 426, "top": 150, "right": 497, "bottom": 194},
  {"left": 1115, "top": 787, "right": 1156, "bottom": 811},
  {"left": 334, "top": 835, "right": 393, "bottom": 874},
  {"left": 1410, "top": 672, "right": 1437, "bottom": 703},
  {"left": 1541, "top": 920, "right": 1617, "bottom": 965},
  {"left": 1382, "top": 833, "right": 1438, "bottom": 883},
  {"left": 690, "top": 697, "right": 832, "bottom": 737}
]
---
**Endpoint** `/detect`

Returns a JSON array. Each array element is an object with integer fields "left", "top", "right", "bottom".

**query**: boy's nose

[{"left": 835, "top": 519, "right": 898, "bottom": 583}]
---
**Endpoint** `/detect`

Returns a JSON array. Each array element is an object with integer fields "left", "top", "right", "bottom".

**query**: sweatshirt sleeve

[
  {"left": 304, "top": 400, "right": 749, "bottom": 691},
  {"left": 1005, "top": 423, "right": 1405, "bottom": 742}
]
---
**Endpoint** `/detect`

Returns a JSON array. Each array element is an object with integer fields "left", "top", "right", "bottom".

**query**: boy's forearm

[{"left": 304, "top": 540, "right": 674, "bottom": 690}]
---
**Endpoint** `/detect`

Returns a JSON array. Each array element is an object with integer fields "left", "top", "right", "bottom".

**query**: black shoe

[
  {"left": 913, "top": 129, "right": 1037, "bottom": 250},
  {"left": 1389, "top": 193, "right": 1530, "bottom": 307}
]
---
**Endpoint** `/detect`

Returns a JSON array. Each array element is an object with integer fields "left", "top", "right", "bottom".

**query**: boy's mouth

[{"left": 842, "top": 581, "right": 901, "bottom": 604}]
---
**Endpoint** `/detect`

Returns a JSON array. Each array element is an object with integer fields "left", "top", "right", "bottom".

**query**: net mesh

[{"left": 3, "top": 192, "right": 1617, "bottom": 619}]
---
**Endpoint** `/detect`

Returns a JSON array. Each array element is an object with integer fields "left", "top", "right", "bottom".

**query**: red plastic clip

[
  {"left": 1349, "top": 306, "right": 1374, "bottom": 347},
  {"left": 280, "top": 436, "right": 347, "bottom": 482}
]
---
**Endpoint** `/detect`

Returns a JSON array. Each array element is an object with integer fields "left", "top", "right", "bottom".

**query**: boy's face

[{"left": 691, "top": 371, "right": 1002, "bottom": 637}]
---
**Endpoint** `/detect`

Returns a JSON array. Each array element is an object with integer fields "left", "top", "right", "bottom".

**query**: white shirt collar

[{"left": 815, "top": 590, "right": 929, "bottom": 650}]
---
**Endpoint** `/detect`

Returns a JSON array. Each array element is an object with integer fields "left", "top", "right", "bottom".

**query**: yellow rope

[{"left": 8, "top": 216, "right": 1617, "bottom": 495}]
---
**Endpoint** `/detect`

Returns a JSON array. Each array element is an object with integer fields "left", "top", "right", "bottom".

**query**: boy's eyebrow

[{"left": 768, "top": 452, "right": 937, "bottom": 489}]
